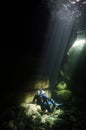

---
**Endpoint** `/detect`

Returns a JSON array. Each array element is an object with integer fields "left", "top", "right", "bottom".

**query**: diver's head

[
  {"left": 41, "top": 90, "right": 45, "bottom": 94},
  {"left": 37, "top": 89, "right": 45, "bottom": 95}
]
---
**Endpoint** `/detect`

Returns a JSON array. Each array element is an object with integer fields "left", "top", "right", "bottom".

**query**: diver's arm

[
  {"left": 43, "top": 94, "right": 56, "bottom": 105},
  {"left": 42, "top": 94, "right": 54, "bottom": 103}
]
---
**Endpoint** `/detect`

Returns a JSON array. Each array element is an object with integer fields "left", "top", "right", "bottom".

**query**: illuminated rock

[
  {"left": 56, "top": 81, "right": 67, "bottom": 90},
  {"left": 57, "top": 90, "right": 72, "bottom": 101},
  {"left": 20, "top": 103, "right": 41, "bottom": 116}
]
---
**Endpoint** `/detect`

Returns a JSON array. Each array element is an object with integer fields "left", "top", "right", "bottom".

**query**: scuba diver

[{"left": 32, "top": 89, "right": 63, "bottom": 113}]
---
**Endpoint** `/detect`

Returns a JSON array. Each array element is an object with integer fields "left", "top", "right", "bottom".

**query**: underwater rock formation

[
  {"left": 20, "top": 103, "right": 64, "bottom": 129},
  {"left": 0, "top": 102, "right": 86, "bottom": 130},
  {"left": 54, "top": 81, "right": 72, "bottom": 102}
]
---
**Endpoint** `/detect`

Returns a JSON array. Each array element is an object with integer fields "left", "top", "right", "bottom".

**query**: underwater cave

[{"left": 0, "top": 0, "right": 86, "bottom": 130}]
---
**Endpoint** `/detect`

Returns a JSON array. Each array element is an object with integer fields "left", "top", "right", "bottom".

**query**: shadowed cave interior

[{"left": 0, "top": 0, "right": 86, "bottom": 130}]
